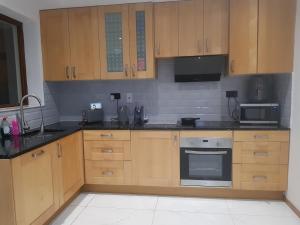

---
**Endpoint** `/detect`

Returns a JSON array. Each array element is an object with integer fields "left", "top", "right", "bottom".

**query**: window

[{"left": 0, "top": 14, "right": 27, "bottom": 108}]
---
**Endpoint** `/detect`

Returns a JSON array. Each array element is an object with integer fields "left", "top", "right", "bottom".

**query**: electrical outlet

[
  {"left": 226, "top": 90, "right": 238, "bottom": 98},
  {"left": 110, "top": 93, "right": 121, "bottom": 101},
  {"left": 126, "top": 93, "right": 133, "bottom": 103}
]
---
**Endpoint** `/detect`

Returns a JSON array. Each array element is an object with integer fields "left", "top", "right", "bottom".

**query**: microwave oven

[{"left": 239, "top": 103, "right": 280, "bottom": 125}]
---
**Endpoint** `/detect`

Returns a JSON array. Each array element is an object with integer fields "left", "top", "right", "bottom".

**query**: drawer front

[
  {"left": 84, "top": 130, "right": 131, "bottom": 141},
  {"left": 233, "top": 164, "right": 288, "bottom": 191},
  {"left": 85, "top": 160, "right": 132, "bottom": 185},
  {"left": 84, "top": 141, "right": 131, "bottom": 160},
  {"left": 233, "top": 142, "right": 289, "bottom": 165},
  {"left": 234, "top": 131, "right": 289, "bottom": 142}
]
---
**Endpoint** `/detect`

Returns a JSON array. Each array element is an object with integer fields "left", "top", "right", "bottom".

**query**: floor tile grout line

[
  {"left": 70, "top": 193, "right": 97, "bottom": 225},
  {"left": 151, "top": 197, "right": 159, "bottom": 225}
]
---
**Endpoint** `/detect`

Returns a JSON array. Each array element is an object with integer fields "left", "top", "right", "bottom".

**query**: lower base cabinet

[
  {"left": 0, "top": 132, "right": 84, "bottom": 225},
  {"left": 131, "top": 131, "right": 180, "bottom": 187},
  {"left": 12, "top": 143, "right": 60, "bottom": 225},
  {"left": 233, "top": 164, "right": 288, "bottom": 191}
]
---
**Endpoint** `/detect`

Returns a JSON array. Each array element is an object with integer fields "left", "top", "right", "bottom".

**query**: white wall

[
  {"left": 0, "top": 1, "right": 44, "bottom": 107},
  {"left": 287, "top": 0, "right": 300, "bottom": 211}
]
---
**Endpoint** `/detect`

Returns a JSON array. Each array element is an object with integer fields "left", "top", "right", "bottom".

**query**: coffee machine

[{"left": 134, "top": 106, "right": 144, "bottom": 126}]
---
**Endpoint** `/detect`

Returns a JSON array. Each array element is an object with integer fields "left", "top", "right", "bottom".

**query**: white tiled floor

[{"left": 50, "top": 193, "right": 300, "bottom": 225}]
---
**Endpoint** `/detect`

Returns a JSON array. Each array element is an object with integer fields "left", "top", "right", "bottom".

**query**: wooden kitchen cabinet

[
  {"left": 84, "top": 130, "right": 132, "bottom": 185},
  {"left": 175, "top": 0, "right": 229, "bottom": 57},
  {"left": 154, "top": 2, "right": 179, "bottom": 58},
  {"left": 229, "top": 0, "right": 296, "bottom": 75},
  {"left": 229, "top": 0, "right": 258, "bottom": 75},
  {"left": 204, "top": 0, "right": 229, "bottom": 55},
  {"left": 178, "top": 0, "right": 204, "bottom": 56},
  {"left": 40, "top": 7, "right": 100, "bottom": 81},
  {"left": 129, "top": 3, "right": 155, "bottom": 79},
  {"left": 40, "top": 9, "right": 70, "bottom": 81},
  {"left": 99, "top": 3, "right": 155, "bottom": 80},
  {"left": 233, "top": 131, "right": 290, "bottom": 191},
  {"left": 131, "top": 131, "right": 180, "bottom": 187},
  {"left": 57, "top": 131, "right": 84, "bottom": 204},
  {"left": 68, "top": 7, "right": 100, "bottom": 80},
  {"left": 11, "top": 143, "right": 60, "bottom": 225},
  {"left": 257, "top": 0, "right": 296, "bottom": 74}
]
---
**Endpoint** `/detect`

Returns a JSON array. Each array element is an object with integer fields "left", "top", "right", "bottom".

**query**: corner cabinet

[
  {"left": 229, "top": 0, "right": 296, "bottom": 75},
  {"left": 40, "top": 8, "right": 100, "bottom": 81},
  {"left": 99, "top": 3, "right": 155, "bottom": 80},
  {"left": 131, "top": 131, "right": 180, "bottom": 187},
  {"left": 0, "top": 132, "right": 84, "bottom": 225}
]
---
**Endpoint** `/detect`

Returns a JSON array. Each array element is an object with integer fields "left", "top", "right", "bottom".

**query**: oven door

[{"left": 180, "top": 148, "right": 232, "bottom": 187}]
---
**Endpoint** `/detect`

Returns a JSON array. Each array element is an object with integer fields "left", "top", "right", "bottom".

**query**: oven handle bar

[{"left": 185, "top": 150, "right": 228, "bottom": 155}]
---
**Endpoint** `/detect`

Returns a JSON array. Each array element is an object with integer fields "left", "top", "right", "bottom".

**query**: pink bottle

[{"left": 11, "top": 120, "right": 20, "bottom": 136}]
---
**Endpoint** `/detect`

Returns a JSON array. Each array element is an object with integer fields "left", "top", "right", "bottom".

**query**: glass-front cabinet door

[
  {"left": 129, "top": 3, "right": 154, "bottom": 79},
  {"left": 99, "top": 5, "right": 130, "bottom": 80}
]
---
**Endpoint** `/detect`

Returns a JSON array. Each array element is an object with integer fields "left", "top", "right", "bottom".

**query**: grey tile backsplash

[
  {"left": 47, "top": 59, "right": 292, "bottom": 127},
  {"left": 0, "top": 83, "right": 60, "bottom": 129}
]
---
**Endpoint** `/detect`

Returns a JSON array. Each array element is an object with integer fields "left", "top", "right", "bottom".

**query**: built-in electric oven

[
  {"left": 180, "top": 137, "right": 232, "bottom": 187},
  {"left": 240, "top": 103, "right": 280, "bottom": 125}
]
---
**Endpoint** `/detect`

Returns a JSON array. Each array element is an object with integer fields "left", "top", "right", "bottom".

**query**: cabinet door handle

[
  {"left": 100, "top": 134, "right": 113, "bottom": 138},
  {"left": 230, "top": 60, "right": 235, "bottom": 73},
  {"left": 131, "top": 64, "right": 136, "bottom": 77},
  {"left": 101, "top": 149, "right": 113, "bottom": 153},
  {"left": 57, "top": 143, "right": 63, "bottom": 158},
  {"left": 253, "top": 151, "right": 269, "bottom": 157},
  {"left": 102, "top": 171, "right": 114, "bottom": 176},
  {"left": 254, "top": 134, "right": 269, "bottom": 140},
  {"left": 253, "top": 176, "right": 267, "bottom": 182},
  {"left": 72, "top": 66, "right": 76, "bottom": 79},
  {"left": 32, "top": 150, "right": 45, "bottom": 159},
  {"left": 205, "top": 39, "right": 209, "bottom": 53},
  {"left": 125, "top": 64, "right": 129, "bottom": 77},
  {"left": 66, "top": 66, "right": 70, "bottom": 80}
]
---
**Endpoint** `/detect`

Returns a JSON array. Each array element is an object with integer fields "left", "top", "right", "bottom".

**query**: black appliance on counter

[
  {"left": 239, "top": 103, "right": 280, "bottom": 125},
  {"left": 175, "top": 55, "right": 226, "bottom": 82},
  {"left": 134, "top": 106, "right": 145, "bottom": 125},
  {"left": 180, "top": 136, "right": 232, "bottom": 187},
  {"left": 82, "top": 109, "right": 104, "bottom": 124}
]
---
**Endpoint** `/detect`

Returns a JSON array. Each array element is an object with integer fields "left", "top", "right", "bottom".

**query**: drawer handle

[
  {"left": 102, "top": 171, "right": 114, "bottom": 176},
  {"left": 32, "top": 150, "right": 45, "bottom": 159},
  {"left": 253, "top": 151, "right": 269, "bottom": 157},
  {"left": 254, "top": 134, "right": 269, "bottom": 140},
  {"left": 100, "top": 134, "right": 113, "bottom": 138},
  {"left": 253, "top": 176, "right": 267, "bottom": 182},
  {"left": 101, "top": 149, "right": 113, "bottom": 153}
]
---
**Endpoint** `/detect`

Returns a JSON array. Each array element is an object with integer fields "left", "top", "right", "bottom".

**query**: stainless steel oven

[
  {"left": 240, "top": 103, "right": 280, "bottom": 125},
  {"left": 180, "top": 137, "right": 232, "bottom": 187}
]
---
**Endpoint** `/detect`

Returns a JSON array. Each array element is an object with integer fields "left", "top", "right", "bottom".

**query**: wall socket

[
  {"left": 126, "top": 93, "right": 133, "bottom": 103},
  {"left": 110, "top": 93, "right": 121, "bottom": 101}
]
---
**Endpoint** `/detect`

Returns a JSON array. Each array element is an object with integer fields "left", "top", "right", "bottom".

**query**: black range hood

[{"left": 174, "top": 55, "right": 226, "bottom": 82}]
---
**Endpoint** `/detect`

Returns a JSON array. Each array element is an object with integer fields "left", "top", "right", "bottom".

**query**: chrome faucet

[{"left": 20, "top": 94, "right": 45, "bottom": 135}]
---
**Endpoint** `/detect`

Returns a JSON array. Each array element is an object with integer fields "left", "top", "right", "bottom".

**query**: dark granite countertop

[{"left": 0, "top": 121, "right": 289, "bottom": 159}]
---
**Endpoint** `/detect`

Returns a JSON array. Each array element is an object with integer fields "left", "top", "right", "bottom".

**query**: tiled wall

[
  {"left": 0, "top": 83, "right": 59, "bottom": 129},
  {"left": 48, "top": 59, "right": 292, "bottom": 127}
]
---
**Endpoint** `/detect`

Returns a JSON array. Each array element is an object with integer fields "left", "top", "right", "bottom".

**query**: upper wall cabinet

[
  {"left": 178, "top": 0, "right": 228, "bottom": 57},
  {"left": 41, "top": 8, "right": 100, "bottom": 81},
  {"left": 99, "top": 3, "right": 155, "bottom": 80},
  {"left": 155, "top": 0, "right": 228, "bottom": 58},
  {"left": 229, "top": 0, "right": 296, "bottom": 75},
  {"left": 154, "top": 2, "right": 179, "bottom": 58}
]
